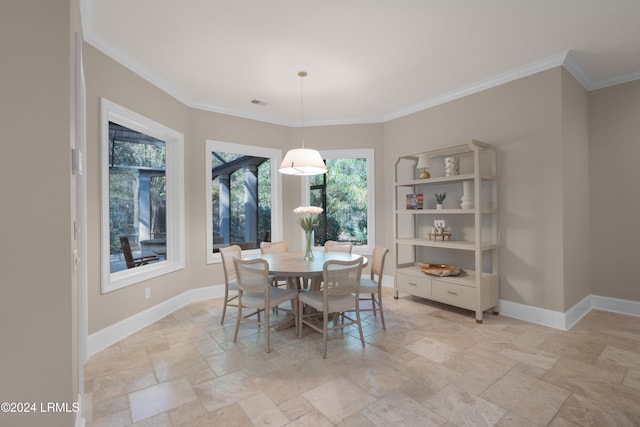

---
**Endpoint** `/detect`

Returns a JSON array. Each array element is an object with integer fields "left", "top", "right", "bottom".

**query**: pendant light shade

[
  {"left": 279, "top": 71, "right": 327, "bottom": 176},
  {"left": 279, "top": 148, "right": 327, "bottom": 175}
]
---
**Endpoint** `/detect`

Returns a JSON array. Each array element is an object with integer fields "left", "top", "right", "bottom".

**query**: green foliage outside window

[{"left": 310, "top": 158, "right": 368, "bottom": 245}]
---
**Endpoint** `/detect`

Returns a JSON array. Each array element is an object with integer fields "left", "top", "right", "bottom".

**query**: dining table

[
  {"left": 245, "top": 250, "right": 368, "bottom": 329},
  {"left": 247, "top": 250, "right": 368, "bottom": 291}
]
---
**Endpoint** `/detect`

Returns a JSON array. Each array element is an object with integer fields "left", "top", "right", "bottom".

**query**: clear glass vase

[{"left": 304, "top": 229, "right": 314, "bottom": 261}]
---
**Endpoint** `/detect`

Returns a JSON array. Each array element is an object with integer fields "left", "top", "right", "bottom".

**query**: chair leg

[
  {"left": 370, "top": 294, "right": 377, "bottom": 317},
  {"left": 233, "top": 302, "right": 242, "bottom": 343},
  {"left": 293, "top": 298, "right": 299, "bottom": 336},
  {"left": 377, "top": 295, "right": 386, "bottom": 330},
  {"left": 221, "top": 288, "right": 229, "bottom": 325},
  {"left": 322, "top": 310, "right": 329, "bottom": 359},
  {"left": 298, "top": 299, "right": 303, "bottom": 338},
  {"left": 265, "top": 306, "right": 270, "bottom": 353},
  {"left": 355, "top": 303, "right": 365, "bottom": 348}
]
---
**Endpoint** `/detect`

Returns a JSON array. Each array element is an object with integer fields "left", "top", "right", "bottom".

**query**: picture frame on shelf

[{"left": 406, "top": 194, "right": 423, "bottom": 209}]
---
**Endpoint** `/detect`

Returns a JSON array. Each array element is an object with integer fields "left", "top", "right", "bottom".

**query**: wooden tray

[{"left": 419, "top": 263, "right": 461, "bottom": 277}]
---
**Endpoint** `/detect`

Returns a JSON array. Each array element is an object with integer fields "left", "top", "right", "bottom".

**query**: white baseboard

[
  {"left": 499, "top": 299, "right": 568, "bottom": 330},
  {"left": 87, "top": 284, "right": 224, "bottom": 358},
  {"left": 500, "top": 293, "right": 640, "bottom": 331},
  {"left": 590, "top": 294, "right": 640, "bottom": 317}
]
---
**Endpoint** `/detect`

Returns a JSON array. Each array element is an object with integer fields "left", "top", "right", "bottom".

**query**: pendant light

[{"left": 279, "top": 71, "right": 327, "bottom": 176}]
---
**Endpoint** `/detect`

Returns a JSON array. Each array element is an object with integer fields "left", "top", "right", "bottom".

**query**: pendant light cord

[{"left": 298, "top": 71, "right": 307, "bottom": 148}]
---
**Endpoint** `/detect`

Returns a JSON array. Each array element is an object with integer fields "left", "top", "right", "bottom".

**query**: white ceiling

[{"left": 83, "top": 0, "right": 640, "bottom": 126}]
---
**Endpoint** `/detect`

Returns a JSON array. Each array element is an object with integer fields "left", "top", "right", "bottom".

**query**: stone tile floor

[{"left": 84, "top": 289, "right": 640, "bottom": 426}]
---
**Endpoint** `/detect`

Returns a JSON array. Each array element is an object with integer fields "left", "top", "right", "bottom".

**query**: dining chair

[
  {"left": 321, "top": 242, "right": 354, "bottom": 289},
  {"left": 259, "top": 240, "right": 288, "bottom": 253},
  {"left": 324, "top": 240, "right": 353, "bottom": 253},
  {"left": 358, "top": 245, "right": 389, "bottom": 329},
  {"left": 119, "top": 236, "right": 159, "bottom": 269},
  {"left": 260, "top": 240, "right": 289, "bottom": 289},
  {"left": 219, "top": 245, "right": 242, "bottom": 325},
  {"left": 233, "top": 257, "right": 299, "bottom": 353},
  {"left": 298, "top": 257, "right": 364, "bottom": 358}
]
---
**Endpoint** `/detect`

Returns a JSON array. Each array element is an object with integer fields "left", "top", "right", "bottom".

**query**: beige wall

[
  {"left": 0, "top": 1, "right": 76, "bottom": 426},
  {"left": 84, "top": 43, "right": 192, "bottom": 332},
  {"left": 589, "top": 79, "right": 640, "bottom": 301},
  {"left": 384, "top": 68, "right": 568, "bottom": 312},
  {"left": 561, "top": 69, "right": 591, "bottom": 309}
]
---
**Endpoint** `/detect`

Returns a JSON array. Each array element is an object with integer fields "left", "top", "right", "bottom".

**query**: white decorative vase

[
  {"left": 436, "top": 203, "right": 444, "bottom": 210},
  {"left": 461, "top": 181, "right": 474, "bottom": 209},
  {"left": 444, "top": 157, "right": 459, "bottom": 176}
]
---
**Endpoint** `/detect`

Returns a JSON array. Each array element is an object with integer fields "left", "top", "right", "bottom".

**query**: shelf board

[
  {"left": 396, "top": 208, "right": 496, "bottom": 214},
  {"left": 396, "top": 264, "right": 497, "bottom": 286},
  {"left": 396, "top": 174, "right": 496, "bottom": 187},
  {"left": 400, "top": 141, "right": 491, "bottom": 160},
  {"left": 396, "top": 238, "right": 497, "bottom": 251}
]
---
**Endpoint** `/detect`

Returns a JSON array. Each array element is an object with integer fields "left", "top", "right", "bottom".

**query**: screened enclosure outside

[
  {"left": 210, "top": 151, "right": 272, "bottom": 252},
  {"left": 109, "top": 122, "right": 166, "bottom": 272},
  {"left": 309, "top": 158, "right": 368, "bottom": 246}
]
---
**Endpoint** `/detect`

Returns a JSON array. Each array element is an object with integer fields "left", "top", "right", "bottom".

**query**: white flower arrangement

[{"left": 294, "top": 206, "right": 323, "bottom": 231}]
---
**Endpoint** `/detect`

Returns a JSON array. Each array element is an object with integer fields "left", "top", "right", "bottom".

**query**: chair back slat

[
  {"left": 234, "top": 258, "right": 270, "bottom": 293},
  {"left": 323, "top": 258, "right": 363, "bottom": 296},
  {"left": 260, "top": 241, "right": 288, "bottom": 254},
  {"left": 119, "top": 236, "right": 136, "bottom": 268},
  {"left": 370, "top": 245, "right": 389, "bottom": 281},
  {"left": 324, "top": 240, "right": 353, "bottom": 253},
  {"left": 220, "top": 245, "right": 241, "bottom": 282}
]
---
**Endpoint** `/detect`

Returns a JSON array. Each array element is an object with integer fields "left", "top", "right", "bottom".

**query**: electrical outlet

[{"left": 145, "top": 287, "right": 150, "bottom": 299}]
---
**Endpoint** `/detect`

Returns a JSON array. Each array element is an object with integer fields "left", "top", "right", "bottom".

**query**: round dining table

[{"left": 246, "top": 250, "right": 368, "bottom": 291}]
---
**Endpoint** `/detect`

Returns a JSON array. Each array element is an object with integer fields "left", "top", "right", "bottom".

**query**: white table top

[{"left": 247, "top": 251, "right": 367, "bottom": 277}]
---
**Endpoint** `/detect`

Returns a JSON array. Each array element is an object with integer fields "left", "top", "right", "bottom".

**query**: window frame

[
  {"left": 301, "top": 148, "right": 375, "bottom": 255},
  {"left": 205, "top": 139, "right": 283, "bottom": 264},
  {"left": 101, "top": 98, "right": 185, "bottom": 293}
]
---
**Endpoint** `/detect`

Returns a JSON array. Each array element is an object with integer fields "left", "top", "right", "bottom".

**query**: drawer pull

[
  {"left": 408, "top": 282, "right": 418, "bottom": 287},
  {"left": 446, "top": 290, "right": 459, "bottom": 296}
]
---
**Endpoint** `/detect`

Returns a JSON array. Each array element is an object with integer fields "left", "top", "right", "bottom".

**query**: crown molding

[
  {"left": 562, "top": 51, "right": 592, "bottom": 89},
  {"left": 589, "top": 70, "right": 640, "bottom": 91},
  {"left": 383, "top": 52, "right": 570, "bottom": 121}
]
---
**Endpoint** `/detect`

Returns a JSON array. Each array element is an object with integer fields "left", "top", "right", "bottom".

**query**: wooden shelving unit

[{"left": 393, "top": 140, "right": 499, "bottom": 323}]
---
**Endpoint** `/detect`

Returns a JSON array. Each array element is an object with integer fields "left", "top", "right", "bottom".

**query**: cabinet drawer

[
  {"left": 431, "top": 280, "right": 475, "bottom": 309},
  {"left": 396, "top": 272, "right": 431, "bottom": 299}
]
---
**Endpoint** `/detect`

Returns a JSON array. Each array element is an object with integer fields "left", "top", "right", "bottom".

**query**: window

[
  {"left": 206, "top": 140, "right": 282, "bottom": 264},
  {"left": 302, "top": 149, "right": 375, "bottom": 254},
  {"left": 101, "top": 99, "right": 185, "bottom": 293}
]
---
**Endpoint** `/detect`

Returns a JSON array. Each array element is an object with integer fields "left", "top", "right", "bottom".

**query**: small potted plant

[{"left": 435, "top": 192, "right": 446, "bottom": 209}]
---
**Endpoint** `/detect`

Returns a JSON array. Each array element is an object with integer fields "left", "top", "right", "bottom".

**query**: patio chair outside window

[{"left": 119, "top": 236, "right": 159, "bottom": 269}]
